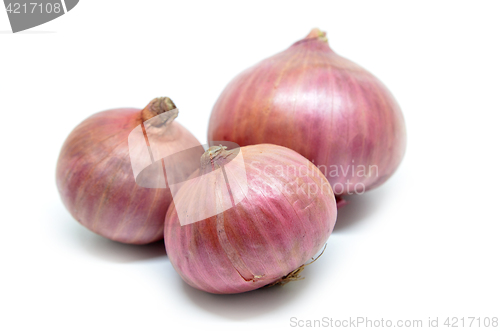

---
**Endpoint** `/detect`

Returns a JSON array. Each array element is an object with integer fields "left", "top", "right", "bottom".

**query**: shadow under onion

[
  {"left": 180, "top": 261, "right": 321, "bottom": 320},
  {"left": 177, "top": 254, "right": 336, "bottom": 321},
  {"left": 70, "top": 222, "right": 167, "bottom": 263},
  {"left": 333, "top": 188, "right": 387, "bottom": 232}
]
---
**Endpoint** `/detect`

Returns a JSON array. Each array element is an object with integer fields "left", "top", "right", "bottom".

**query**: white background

[{"left": 1, "top": 1, "right": 499, "bottom": 330}]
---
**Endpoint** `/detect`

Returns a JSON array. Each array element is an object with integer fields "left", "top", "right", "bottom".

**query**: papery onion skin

[
  {"left": 208, "top": 29, "right": 406, "bottom": 197},
  {"left": 56, "top": 98, "right": 201, "bottom": 244},
  {"left": 164, "top": 144, "right": 337, "bottom": 294}
]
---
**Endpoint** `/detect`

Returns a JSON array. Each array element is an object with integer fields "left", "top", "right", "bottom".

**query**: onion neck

[
  {"left": 291, "top": 28, "right": 330, "bottom": 48},
  {"left": 200, "top": 145, "right": 234, "bottom": 173},
  {"left": 305, "top": 28, "right": 328, "bottom": 42},
  {"left": 141, "top": 97, "right": 179, "bottom": 125}
]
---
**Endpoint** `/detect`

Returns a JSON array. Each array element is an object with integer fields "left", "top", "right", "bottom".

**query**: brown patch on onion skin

[
  {"left": 265, "top": 244, "right": 327, "bottom": 288},
  {"left": 265, "top": 265, "right": 306, "bottom": 287}
]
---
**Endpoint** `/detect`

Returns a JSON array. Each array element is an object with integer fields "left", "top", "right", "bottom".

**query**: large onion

[
  {"left": 56, "top": 97, "right": 201, "bottom": 244},
  {"left": 164, "top": 144, "right": 337, "bottom": 294},
  {"left": 208, "top": 29, "right": 406, "bottom": 200}
]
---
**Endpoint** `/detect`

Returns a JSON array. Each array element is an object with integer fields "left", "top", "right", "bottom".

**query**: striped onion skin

[
  {"left": 56, "top": 99, "right": 200, "bottom": 244},
  {"left": 208, "top": 29, "right": 406, "bottom": 197},
  {"left": 164, "top": 144, "right": 337, "bottom": 294}
]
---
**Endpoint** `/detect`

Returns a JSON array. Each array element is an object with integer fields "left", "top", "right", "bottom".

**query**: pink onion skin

[
  {"left": 164, "top": 144, "right": 337, "bottom": 294},
  {"left": 208, "top": 29, "right": 406, "bottom": 197},
  {"left": 56, "top": 98, "right": 201, "bottom": 244}
]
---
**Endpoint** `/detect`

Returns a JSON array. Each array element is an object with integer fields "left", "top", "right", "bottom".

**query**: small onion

[
  {"left": 56, "top": 97, "right": 200, "bottom": 244},
  {"left": 208, "top": 29, "right": 406, "bottom": 202},
  {"left": 164, "top": 144, "right": 337, "bottom": 294}
]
